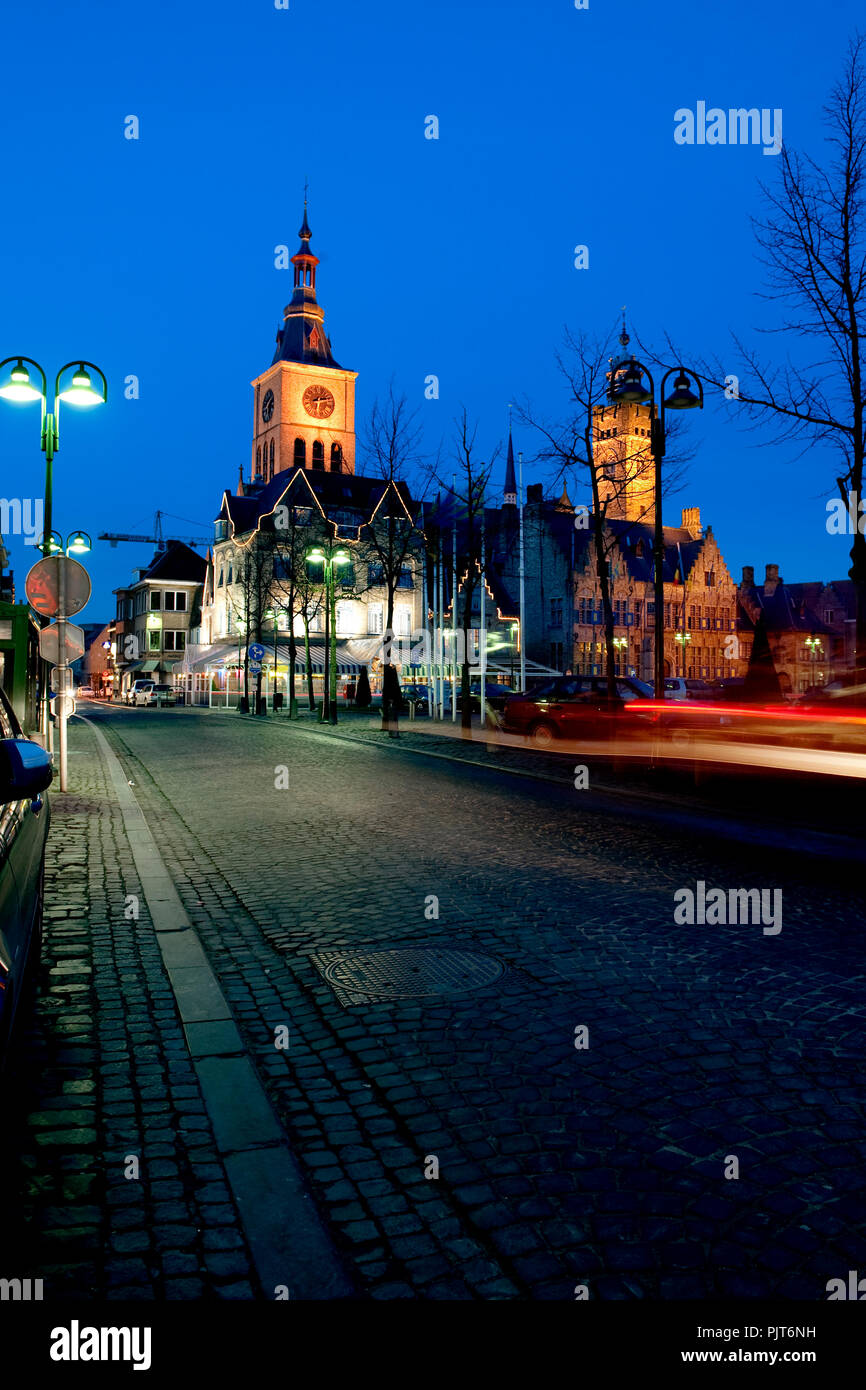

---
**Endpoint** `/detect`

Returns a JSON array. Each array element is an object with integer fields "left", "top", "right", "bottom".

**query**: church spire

[
  {"left": 503, "top": 426, "right": 518, "bottom": 506},
  {"left": 272, "top": 198, "right": 342, "bottom": 368}
]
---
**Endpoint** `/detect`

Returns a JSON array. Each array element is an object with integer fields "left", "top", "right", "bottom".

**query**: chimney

[
  {"left": 764, "top": 563, "right": 781, "bottom": 595},
  {"left": 681, "top": 506, "right": 702, "bottom": 538},
  {"left": 741, "top": 565, "right": 754, "bottom": 587}
]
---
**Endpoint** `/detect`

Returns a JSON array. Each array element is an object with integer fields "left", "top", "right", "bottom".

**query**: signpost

[
  {"left": 39, "top": 620, "right": 85, "bottom": 667},
  {"left": 26, "top": 555, "right": 91, "bottom": 792}
]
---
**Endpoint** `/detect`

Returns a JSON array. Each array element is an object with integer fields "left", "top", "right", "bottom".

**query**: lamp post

[
  {"left": 264, "top": 603, "right": 288, "bottom": 713},
  {"left": 0, "top": 358, "right": 107, "bottom": 553},
  {"left": 306, "top": 544, "right": 350, "bottom": 725},
  {"left": 50, "top": 529, "right": 92, "bottom": 791},
  {"left": 675, "top": 630, "right": 691, "bottom": 680},
  {"left": 608, "top": 358, "right": 703, "bottom": 699},
  {"left": 0, "top": 357, "right": 106, "bottom": 743}
]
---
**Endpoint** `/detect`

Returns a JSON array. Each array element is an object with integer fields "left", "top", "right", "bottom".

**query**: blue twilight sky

[{"left": 0, "top": 0, "right": 862, "bottom": 618}]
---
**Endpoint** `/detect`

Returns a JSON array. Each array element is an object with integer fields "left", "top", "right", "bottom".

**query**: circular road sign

[
  {"left": 25, "top": 557, "right": 91, "bottom": 618},
  {"left": 248, "top": 643, "right": 266, "bottom": 661}
]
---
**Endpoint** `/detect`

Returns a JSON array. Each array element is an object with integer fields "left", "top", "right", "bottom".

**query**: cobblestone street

[{"left": 2, "top": 703, "right": 865, "bottom": 1301}]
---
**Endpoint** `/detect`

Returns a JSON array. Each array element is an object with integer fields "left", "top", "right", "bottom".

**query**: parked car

[
  {"left": 0, "top": 684, "right": 53, "bottom": 1067},
  {"left": 125, "top": 679, "right": 152, "bottom": 705},
  {"left": 135, "top": 683, "right": 177, "bottom": 707},
  {"left": 441, "top": 680, "right": 516, "bottom": 715},
  {"left": 397, "top": 682, "right": 433, "bottom": 714},
  {"left": 708, "top": 677, "right": 747, "bottom": 703},
  {"left": 76, "top": 686, "right": 95, "bottom": 698},
  {"left": 663, "top": 677, "right": 715, "bottom": 701},
  {"left": 501, "top": 675, "right": 654, "bottom": 745}
]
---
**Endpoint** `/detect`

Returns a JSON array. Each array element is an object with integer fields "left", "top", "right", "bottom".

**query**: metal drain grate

[{"left": 308, "top": 946, "right": 506, "bottom": 1006}]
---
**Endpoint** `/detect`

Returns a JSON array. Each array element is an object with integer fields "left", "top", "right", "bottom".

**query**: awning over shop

[
  {"left": 183, "top": 641, "right": 362, "bottom": 676},
  {"left": 141, "top": 660, "right": 160, "bottom": 672}
]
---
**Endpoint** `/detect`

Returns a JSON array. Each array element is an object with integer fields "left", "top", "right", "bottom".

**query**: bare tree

[
  {"left": 234, "top": 539, "right": 274, "bottom": 715},
  {"left": 668, "top": 35, "right": 866, "bottom": 680},
  {"left": 361, "top": 385, "right": 425, "bottom": 732},
  {"left": 519, "top": 329, "right": 691, "bottom": 701},
  {"left": 425, "top": 410, "right": 498, "bottom": 732},
  {"left": 267, "top": 503, "right": 324, "bottom": 716}
]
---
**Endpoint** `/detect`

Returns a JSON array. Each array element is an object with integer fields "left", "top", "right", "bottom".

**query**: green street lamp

[
  {"left": 0, "top": 356, "right": 107, "bottom": 553},
  {"left": 65, "top": 530, "right": 91, "bottom": 556},
  {"left": 306, "top": 543, "right": 351, "bottom": 724},
  {"left": 609, "top": 356, "right": 703, "bottom": 698}
]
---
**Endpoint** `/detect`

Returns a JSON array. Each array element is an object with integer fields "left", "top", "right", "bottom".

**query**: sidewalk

[{"left": 0, "top": 715, "right": 348, "bottom": 1301}]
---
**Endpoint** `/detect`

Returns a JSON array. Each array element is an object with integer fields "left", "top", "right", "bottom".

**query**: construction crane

[{"left": 99, "top": 510, "right": 210, "bottom": 552}]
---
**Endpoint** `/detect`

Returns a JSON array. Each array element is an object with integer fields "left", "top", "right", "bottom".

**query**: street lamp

[
  {"left": 675, "top": 630, "right": 692, "bottom": 680},
  {"left": 0, "top": 358, "right": 107, "bottom": 552},
  {"left": 609, "top": 357, "right": 703, "bottom": 698},
  {"left": 306, "top": 543, "right": 350, "bottom": 725}
]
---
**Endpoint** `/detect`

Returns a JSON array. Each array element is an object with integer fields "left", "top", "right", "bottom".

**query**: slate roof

[
  {"left": 218, "top": 467, "right": 417, "bottom": 538},
  {"left": 740, "top": 581, "right": 835, "bottom": 634},
  {"left": 605, "top": 518, "right": 705, "bottom": 584},
  {"left": 140, "top": 541, "right": 207, "bottom": 584},
  {"left": 271, "top": 314, "right": 342, "bottom": 370}
]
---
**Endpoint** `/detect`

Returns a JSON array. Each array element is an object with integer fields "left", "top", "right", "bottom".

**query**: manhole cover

[{"left": 308, "top": 947, "right": 505, "bottom": 1006}]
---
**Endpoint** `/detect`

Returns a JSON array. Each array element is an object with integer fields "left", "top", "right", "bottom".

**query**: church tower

[
  {"left": 250, "top": 203, "right": 357, "bottom": 483},
  {"left": 594, "top": 323, "right": 655, "bottom": 523}
]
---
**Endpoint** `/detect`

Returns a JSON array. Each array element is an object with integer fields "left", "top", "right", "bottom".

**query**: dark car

[
  {"left": 397, "top": 682, "right": 433, "bottom": 714},
  {"left": 0, "top": 684, "right": 53, "bottom": 1066},
  {"left": 441, "top": 680, "right": 515, "bottom": 716},
  {"left": 708, "top": 677, "right": 747, "bottom": 703},
  {"left": 502, "top": 675, "right": 654, "bottom": 745}
]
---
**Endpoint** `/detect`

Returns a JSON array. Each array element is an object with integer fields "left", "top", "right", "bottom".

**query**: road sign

[
  {"left": 249, "top": 662, "right": 263, "bottom": 675},
  {"left": 248, "top": 643, "right": 265, "bottom": 661},
  {"left": 51, "top": 667, "right": 74, "bottom": 694},
  {"left": 40, "top": 621, "right": 85, "bottom": 666},
  {"left": 50, "top": 694, "right": 76, "bottom": 719},
  {"left": 25, "top": 556, "right": 91, "bottom": 618}
]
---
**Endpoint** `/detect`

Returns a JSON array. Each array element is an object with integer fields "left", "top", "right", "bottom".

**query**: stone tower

[{"left": 249, "top": 203, "right": 358, "bottom": 483}]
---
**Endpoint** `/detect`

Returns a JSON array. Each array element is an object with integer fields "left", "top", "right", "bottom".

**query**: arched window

[
  {"left": 312, "top": 440, "right": 324, "bottom": 468},
  {"left": 294, "top": 438, "right": 306, "bottom": 469},
  {"left": 330, "top": 443, "right": 343, "bottom": 472},
  {"left": 269, "top": 439, "right": 275, "bottom": 478},
  {"left": 256, "top": 446, "right": 261, "bottom": 473}
]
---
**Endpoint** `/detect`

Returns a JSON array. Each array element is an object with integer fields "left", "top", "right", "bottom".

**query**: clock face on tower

[
  {"left": 261, "top": 389, "right": 275, "bottom": 423},
  {"left": 303, "top": 384, "right": 335, "bottom": 419}
]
